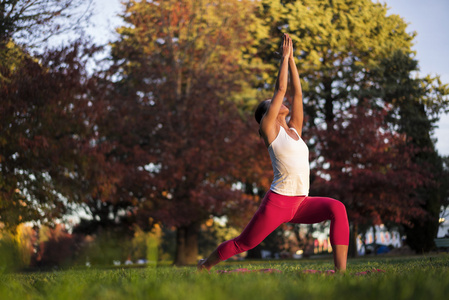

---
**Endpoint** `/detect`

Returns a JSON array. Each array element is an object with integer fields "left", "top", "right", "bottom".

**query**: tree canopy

[
  {"left": 101, "top": 0, "right": 272, "bottom": 265},
  {"left": 0, "top": 42, "right": 101, "bottom": 229}
]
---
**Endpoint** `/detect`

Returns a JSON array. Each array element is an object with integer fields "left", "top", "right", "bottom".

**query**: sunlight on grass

[{"left": 1, "top": 255, "right": 448, "bottom": 300}]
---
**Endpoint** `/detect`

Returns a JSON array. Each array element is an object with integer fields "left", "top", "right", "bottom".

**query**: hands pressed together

[{"left": 281, "top": 33, "right": 294, "bottom": 59}]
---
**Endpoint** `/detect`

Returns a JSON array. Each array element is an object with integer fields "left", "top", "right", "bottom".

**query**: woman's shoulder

[
  {"left": 288, "top": 127, "right": 300, "bottom": 139},
  {"left": 260, "top": 122, "right": 282, "bottom": 148}
]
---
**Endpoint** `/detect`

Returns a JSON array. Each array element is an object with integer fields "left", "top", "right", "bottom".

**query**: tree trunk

[
  {"left": 404, "top": 155, "right": 442, "bottom": 253},
  {"left": 348, "top": 222, "right": 358, "bottom": 258},
  {"left": 323, "top": 77, "right": 334, "bottom": 126},
  {"left": 404, "top": 190, "right": 440, "bottom": 253},
  {"left": 174, "top": 222, "right": 200, "bottom": 266}
]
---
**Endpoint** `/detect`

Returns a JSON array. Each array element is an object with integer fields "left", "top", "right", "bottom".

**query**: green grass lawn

[{"left": 1, "top": 254, "right": 448, "bottom": 300}]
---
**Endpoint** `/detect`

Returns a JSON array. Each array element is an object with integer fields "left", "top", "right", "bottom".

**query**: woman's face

[
  {"left": 280, "top": 103, "right": 289, "bottom": 115},
  {"left": 266, "top": 99, "right": 289, "bottom": 115}
]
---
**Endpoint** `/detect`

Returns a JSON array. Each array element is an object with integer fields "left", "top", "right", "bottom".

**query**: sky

[
  {"left": 383, "top": 0, "right": 449, "bottom": 156},
  {"left": 85, "top": 0, "right": 449, "bottom": 155}
]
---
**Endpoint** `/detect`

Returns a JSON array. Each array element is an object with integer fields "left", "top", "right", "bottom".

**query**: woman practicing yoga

[{"left": 198, "top": 34, "right": 349, "bottom": 272}]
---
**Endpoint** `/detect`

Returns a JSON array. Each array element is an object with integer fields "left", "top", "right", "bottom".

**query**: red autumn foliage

[
  {"left": 92, "top": 63, "right": 272, "bottom": 264},
  {"left": 0, "top": 41, "right": 108, "bottom": 228},
  {"left": 311, "top": 103, "right": 429, "bottom": 227},
  {"left": 97, "top": 0, "right": 272, "bottom": 264}
]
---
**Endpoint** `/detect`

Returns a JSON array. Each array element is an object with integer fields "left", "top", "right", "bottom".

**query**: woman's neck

[{"left": 276, "top": 116, "right": 289, "bottom": 129}]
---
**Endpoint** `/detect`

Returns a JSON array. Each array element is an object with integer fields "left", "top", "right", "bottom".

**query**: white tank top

[{"left": 268, "top": 126, "right": 310, "bottom": 196}]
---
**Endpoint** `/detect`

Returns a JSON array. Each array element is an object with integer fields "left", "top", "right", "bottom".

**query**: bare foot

[
  {"left": 197, "top": 259, "right": 209, "bottom": 272},
  {"left": 197, "top": 249, "right": 221, "bottom": 272}
]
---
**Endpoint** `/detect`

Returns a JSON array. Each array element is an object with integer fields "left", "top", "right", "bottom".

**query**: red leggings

[{"left": 217, "top": 190, "right": 349, "bottom": 261}]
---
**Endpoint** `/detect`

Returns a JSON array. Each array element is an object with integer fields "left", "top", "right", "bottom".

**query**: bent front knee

[
  {"left": 329, "top": 200, "right": 348, "bottom": 219},
  {"left": 335, "top": 201, "right": 347, "bottom": 214}
]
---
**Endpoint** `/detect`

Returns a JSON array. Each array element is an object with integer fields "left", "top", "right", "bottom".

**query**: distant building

[
  {"left": 438, "top": 209, "right": 449, "bottom": 238},
  {"left": 357, "top": 225, "right": 402, "bottom": 255}
]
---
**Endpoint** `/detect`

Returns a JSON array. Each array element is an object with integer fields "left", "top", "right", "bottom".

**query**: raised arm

[
  {"left": 260, "top": 34, "right": 291, "bottom": 142},
  {"left": 287, "top": 39, "right": 304, "bottom": 136}
]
